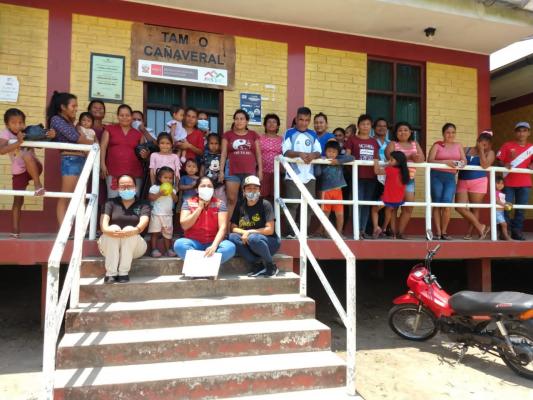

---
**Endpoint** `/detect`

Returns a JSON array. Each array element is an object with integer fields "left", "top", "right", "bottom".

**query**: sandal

[
  {"left": 34, "top": 187, "right": 45, "bottom": 196},
  {"left": 479, "top": 226, "right": 490, "bottom": 241},
  {"left": 440, "top": 234, "right": 452, "bottom": 241},
  {"left": 463, "top": 234, "right": 472, "bottom": 240},
  {"left": 372, "top": 227, "right": 383, "bottom": 239},
  {"left": 9, "top": 233, "right": 20, "bottom": 239},
  {"left": 165, "top": 249, "right": 177, "bottom": 257},
  {"left": 396, "top": 233, "right": 409, "bottom": 240},
  {"left": 151, "top": 249, "right": 162, "bottom": 258}
]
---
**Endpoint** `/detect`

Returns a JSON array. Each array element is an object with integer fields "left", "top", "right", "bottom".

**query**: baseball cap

[
  {"left": 243, "top": 175, "right": 261, "bottom": 187},
  {"left": 515, "top": 121, "right": 530, "bottom": 130}
]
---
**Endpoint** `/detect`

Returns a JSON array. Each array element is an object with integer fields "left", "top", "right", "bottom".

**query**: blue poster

[{"left": 240, "top": 93, "right": 262, "bottom": 125}]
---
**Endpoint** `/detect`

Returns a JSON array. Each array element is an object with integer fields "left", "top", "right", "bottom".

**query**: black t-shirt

[
  {"left": 103, "top": 197, "right": 151, "bottom": 229},
  {"left": 231, "top": 198, "right": 276, "bottom": 236}
]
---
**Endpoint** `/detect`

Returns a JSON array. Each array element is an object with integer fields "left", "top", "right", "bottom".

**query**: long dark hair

[
  {"left": 391, "top": 121, "right": 415, "bottom": 142},
  {"left": 46, "top": 91, "right": 77, "bottom": 127},
  {"left": 390, "top": 151, "right": 410, "bottom": 185}
]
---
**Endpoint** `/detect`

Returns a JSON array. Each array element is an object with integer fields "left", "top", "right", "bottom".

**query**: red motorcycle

[{"left": 389, "top": 243, "right": 533, "bottom": 380}]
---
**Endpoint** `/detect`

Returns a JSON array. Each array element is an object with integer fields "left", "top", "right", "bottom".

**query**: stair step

[
  {"left": 225, "top": 387, "right": 362, "bottom": 399},
  {"left": 57, "top": 319, "right": 331, "bottom": 369},
  {"left": 80, "top": 254, "right": 294, "bottom": 278},
  {"left": 65, "top": 294, "right": 315, "bottom": 333},
  {"left": 79, "top": 272, "right": 300, "bottom": 303},
  {"left": 54, "top": 351, "right": 346, "bottom": 400}
]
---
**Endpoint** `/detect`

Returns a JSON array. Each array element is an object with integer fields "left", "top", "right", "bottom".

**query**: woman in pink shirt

[
  {"left": 258, "top": 113, "right": 282, "bottom": 201},
  {"left": 428, "top": 123, "right": 466, "bottom": 240}
]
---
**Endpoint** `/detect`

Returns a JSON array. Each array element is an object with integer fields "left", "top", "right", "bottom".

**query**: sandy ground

[{"left": 1, "top": 264, "right": 533, "bottom": 400}]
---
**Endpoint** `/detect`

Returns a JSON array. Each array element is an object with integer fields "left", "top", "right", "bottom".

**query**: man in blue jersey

[
  {"left": 282, "top": 107, "right": 322, "bottom": 238},
  {"left": 313, "top": 112, "right": 335, "bottom": 156}
]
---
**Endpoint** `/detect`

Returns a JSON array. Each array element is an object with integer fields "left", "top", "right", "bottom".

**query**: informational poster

[
  {"left": 240, "top": 93, "right": 262, "bottom": 125},
  {"left": 0, "top": 75, "right": 19, "bottom": 102},
  {"left": 89, "top": 53, "right": 125, "bottom": 103}
]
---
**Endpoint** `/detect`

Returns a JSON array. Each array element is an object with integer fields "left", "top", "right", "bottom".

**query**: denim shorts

[
  {"left": 61, "top": 155, "right": 86, "bottom": 177},
  {"left": 430, "top": 170, "right": 456, "bottom": 204},
  {"left": 406, "top": 178, "right": 415, "bottom": 193},
  {"left": 224, "top": 162, "right": 249, "bottom": 183},
  {"left": 496, "top": 210, "right": 506, "bottom": 224}
]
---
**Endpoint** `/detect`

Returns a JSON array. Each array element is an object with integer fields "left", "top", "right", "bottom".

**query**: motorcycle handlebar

[{"left": 426, "top": 245, "right": 441, "bottom": 262}]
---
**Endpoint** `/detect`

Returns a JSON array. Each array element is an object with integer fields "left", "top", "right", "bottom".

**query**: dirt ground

[{"left": 1, "top": 262, "right": 533, "bottom": 400}]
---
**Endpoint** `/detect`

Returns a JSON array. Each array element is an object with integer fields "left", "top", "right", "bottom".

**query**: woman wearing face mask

[
  {"left": 98, "top": 175, "right": 150, "bottom": 283},
  {"left": 173, "top": 176, "right": 236, "bottom": 263},
  {"left": 228, "top": 176, "right": 280, "bottom": 277}
]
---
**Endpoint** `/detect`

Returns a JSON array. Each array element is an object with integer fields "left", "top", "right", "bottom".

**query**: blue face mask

[
  {"left": 119, "top": 189, "right": 136, "bottom": 200},
  {"left": 197, "top": 119, "right": 209, "bottom": 131}
]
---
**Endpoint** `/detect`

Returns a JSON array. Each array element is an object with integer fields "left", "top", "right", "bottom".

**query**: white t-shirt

[
  {"left": 149, "top": 185, "right": 176, "bottom": 216},
  {"left": 282, "top": 128, "right": 322, "bottom": 184}
]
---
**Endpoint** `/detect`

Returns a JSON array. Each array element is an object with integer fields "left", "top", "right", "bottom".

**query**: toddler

[
  {"left": 200, "top": 133, "right": 226, "bottom": 202},
  {"left": 179, "top": 159, "right": 200, "bottom": 202},
  {"left": 0, "top": 108, "right": 53, "bottom": 237},
  {"left": 166, "top": 105, "right": 187, "bottom": 163},
  {"left": 77, "top": 112, "right": 96, "bottom": 142},
  {"left": 495, "top": 176, "right": 511, "bottom": 241},
  {"left": 148, "top": 167, "right": 178, "bottom": 257}
]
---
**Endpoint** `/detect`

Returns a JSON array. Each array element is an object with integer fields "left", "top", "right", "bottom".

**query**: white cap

[
  {"left": 515, "top": 121, "right": 530, "bottom": 130},
  {"left": 243, "top": 175, "right": 261, "bottom": 187}
]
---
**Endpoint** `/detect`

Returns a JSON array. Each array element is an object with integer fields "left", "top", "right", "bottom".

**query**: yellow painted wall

[
  {"left": 70, "top": 14, "right": 143, "bottom": 123},
  {"left": 304, "top": 46, "right": 367, "bottom": 129},
  {"left": 0, "top": 4, "right": 48, "bottom": 211},
  {"left": 223, "top": 37, "right": 287, "bottom": 132},
  {"left": 491, "top": 103, "right": 533, "bottom": 150}
]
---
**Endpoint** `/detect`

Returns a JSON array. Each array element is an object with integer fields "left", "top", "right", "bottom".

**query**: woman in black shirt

[
  {"left": 98, "top": 175, "right": 150, "bottom": 283},
  {"left": 229, "top": 175, "right": 280, "bottom": 277}
]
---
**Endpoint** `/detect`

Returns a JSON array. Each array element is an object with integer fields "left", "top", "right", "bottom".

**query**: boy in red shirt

[{"left": 496, "top": 121, "right": 533, "bottom": 240}]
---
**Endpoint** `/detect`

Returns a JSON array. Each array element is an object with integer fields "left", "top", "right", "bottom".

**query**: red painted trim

[
  {"left": 477, "top": 58, "right": 491, "bottom": 132},
  {"left": 287, "top": 41, "right": 305, "bottom": 127},
  {"left": 492, "top": 92, "right": 533, "bottom": 115}
]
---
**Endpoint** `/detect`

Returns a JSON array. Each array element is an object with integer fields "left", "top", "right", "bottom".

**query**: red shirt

[
  {"left": 106, "top": 124, "right": 143, "bottom": 178},
  {"left": 184, "top": 129, "right": 204, "bottom": 160},
  {"left": 383, "top": 166, "right": 406, "bottom": 203},
  {"left": 224, "top": 130, "right": 259, "bottom": 175},
  {"left": 182, "top": 196, "right": 226, "bottom": 244},
  {"left": 496, "top": 141, "right": 533, "bottom": 187},
  {"left": 345, "top": 136, "right": 379, "bottom": 179}
]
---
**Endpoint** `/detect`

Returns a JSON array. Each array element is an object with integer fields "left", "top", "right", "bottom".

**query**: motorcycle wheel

[
  {"left": 499, "top": 328, "right": 533, "bottom": 380},
  {"left": 388, "top": 304, "right": 438, "bottom": 341}
]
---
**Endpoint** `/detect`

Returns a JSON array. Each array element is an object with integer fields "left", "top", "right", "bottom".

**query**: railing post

[
  {"left": 352, "top": 163, "right": 359, "bottom": 240},
  {"left": 274, "top": 157, "right": 281, "bottom": 238},
  {"left": 89, "top": 145, "right": 100, "bottom": 240},
  {"left": 299, "top": 195, "right": 308, "bottom": 296},
  {"left": 70, "top": 190, "right": 86, "bottom": 309},
  {"left": 42, "top": 262, "right": 60, "bottom": 400},
  {"left": 425, "top": 164, "right": 432, "bottom": 235},
  {"left": 489, "top": 169, "right": 497, "bottom": 241},
  {"left": 346, "top": 255, "right": 357, "bottom": 395}
]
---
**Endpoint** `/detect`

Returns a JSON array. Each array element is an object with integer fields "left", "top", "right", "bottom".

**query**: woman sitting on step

[
  {"left": 173, "top": 176, "right": 236, "bottom": 263},
  {"left": 229, "top": 175, "right": 281, "bottom": 277},
  {"left": 98, "top": 174, "right": 150, "bottom": 283}
]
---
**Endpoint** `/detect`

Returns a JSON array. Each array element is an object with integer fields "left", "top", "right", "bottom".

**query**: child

[
  {"left": 149, "top": 132, "right": 181, "bottom": 186},
  {"left": 166, "top": 105, "right": 187, "bottom": 163},
  {"left": 200, "top": 133, "right": 225, "bottom": 202},
  {"left": 148, "top": 167, "right": 178, "bottom": 257},
  {"left": 0, "top": 108, "right": 53, "bottom": 238},
  {"left": 495, "top": 176, "right": 511, "bottom": 241},
  {"left": 77, "top": 112, "right": 96, "bottom": 142},
  {"left": 496, "top": 121, "right": 533, "bottom": 240},
  {"left": 371, "top": 151, "right": 410, "bottom": 239},
  {"left": 315, "top": 141, "right": 354, "bottom": 237},
  {"left": 179, "top": 159, "right": 200, "bottom": 202}
]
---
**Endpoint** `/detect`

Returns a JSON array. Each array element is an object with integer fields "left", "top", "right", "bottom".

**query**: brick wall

[
  {"left": 223, "top": 37, "right": 287, "bottom": 133},
  {"left": 304, "top": 46, "right": 367, "bottom": 129},
  {"left": 70, "top": 14, "right": 143, "bottom": 123},
  {"left": 491, "top": 103, "right": 533, "bottom": 150},
  {"left": 0, "top": 4, "right": 48, "bottom": 211}
]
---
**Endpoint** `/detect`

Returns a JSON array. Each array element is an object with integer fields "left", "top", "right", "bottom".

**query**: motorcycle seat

[{"left": 450, "top": 291, "right": 533, "bottom": 315}]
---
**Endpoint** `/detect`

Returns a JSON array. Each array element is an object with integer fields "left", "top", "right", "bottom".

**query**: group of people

[{"left": 1, "top": 93, "right": 532, "bottom": 282}]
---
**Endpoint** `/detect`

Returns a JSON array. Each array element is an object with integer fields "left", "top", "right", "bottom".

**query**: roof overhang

[{"left": 125, "top": 0, "right": 533, "bottom": 54}]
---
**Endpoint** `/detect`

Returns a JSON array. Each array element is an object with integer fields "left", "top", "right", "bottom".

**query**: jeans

[
  {"left": 430, "top": 170, "right": 457, "bottom": 203},
  {"left": 284, "top": 178, "right": 316, "bottom": 235},
  {"left": 228, "top": 233, "right": 281, "bottom": 264},
  {"left": 357, "top": 178, "right": 377, "bottom": 232},
  {"left": 503, "top": 186, "right": 531, "bottom": 233},
  {"left": 173, "top": 238, "right": 236, "bottom": 264}
]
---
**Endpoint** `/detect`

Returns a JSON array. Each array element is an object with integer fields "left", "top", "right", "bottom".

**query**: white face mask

[
  {"left": 198, "top": 186, "right": 214, "bottom": 201},
  {"left": 132, "top": 120, "right": 142, "bottom": 130}
]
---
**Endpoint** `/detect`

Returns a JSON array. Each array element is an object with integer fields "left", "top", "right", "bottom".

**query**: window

[
  {"left": 367, "top": 59, "right": 424, "bottom": 144},
  {"left": 144, "top": 83, "right": 222, "bottom": 135}
]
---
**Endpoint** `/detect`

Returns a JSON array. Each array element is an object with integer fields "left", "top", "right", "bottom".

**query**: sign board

[
  {"left": 240, "top": 93, "right": 262, "bottom": 125},
  {"left": 0, "top": 75, "right": 19, "bottom": 102},
  {"left": 131, "top": 23, "right": 235, "bottom": 90},
  {"left": 89, "top": 53, "right": 125, "bottom": 103},
  {"left": 182, "top": 249, "right": 221, "bottom": 278}
]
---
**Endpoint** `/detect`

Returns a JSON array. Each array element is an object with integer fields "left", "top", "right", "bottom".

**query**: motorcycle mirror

[{"left": 426, "top": 230, "right": 433, "bottom": 241}]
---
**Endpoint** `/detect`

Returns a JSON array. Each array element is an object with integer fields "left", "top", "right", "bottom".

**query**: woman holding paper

[
  {"left": 229, "top": 175, "right": 281, "bottom": 277},
  {"left": 173, "top": 176, "right": 236, "bottom": 263}
]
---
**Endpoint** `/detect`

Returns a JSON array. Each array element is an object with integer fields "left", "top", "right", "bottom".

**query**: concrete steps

[{"left": 55, "top": 255, "right": 347, "bottom": 398}]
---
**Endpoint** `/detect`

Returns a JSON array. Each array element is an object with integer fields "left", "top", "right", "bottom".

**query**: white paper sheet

[{"left": 182, "top": 249, "right": 221, "bottom": 278}]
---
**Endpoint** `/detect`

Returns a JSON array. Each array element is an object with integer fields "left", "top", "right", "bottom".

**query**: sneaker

[
  {"left": 116, "top": 275, "right": 130, "bottom": 283},
  {"left": 264, "top": 262, "right": 279, "bottom": 277},
  {"left": 511, "top": 232, "right": 526, "bottom": 241},
  {"left": 284, "top": 234, "right": 296, "bottom": 240},
  {"left": 104, "top": 276, "right": 116, "bottom": 284},
  {"left": 249, "top": 265, "right": 268, "bottom": 277},
  {"left": 248, "top": 261, "right": 264, "bottom": 277}
]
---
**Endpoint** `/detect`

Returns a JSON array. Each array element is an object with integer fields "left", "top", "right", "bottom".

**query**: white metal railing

[
  {"left": 0, "top": 141, "right": 100, "bottom": 399},
  {"left": 274, "top": 157, "right": 533, "bottom": 241},
  {"left": 274, "top": 157, "right": 357, "bottom": 396}
]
